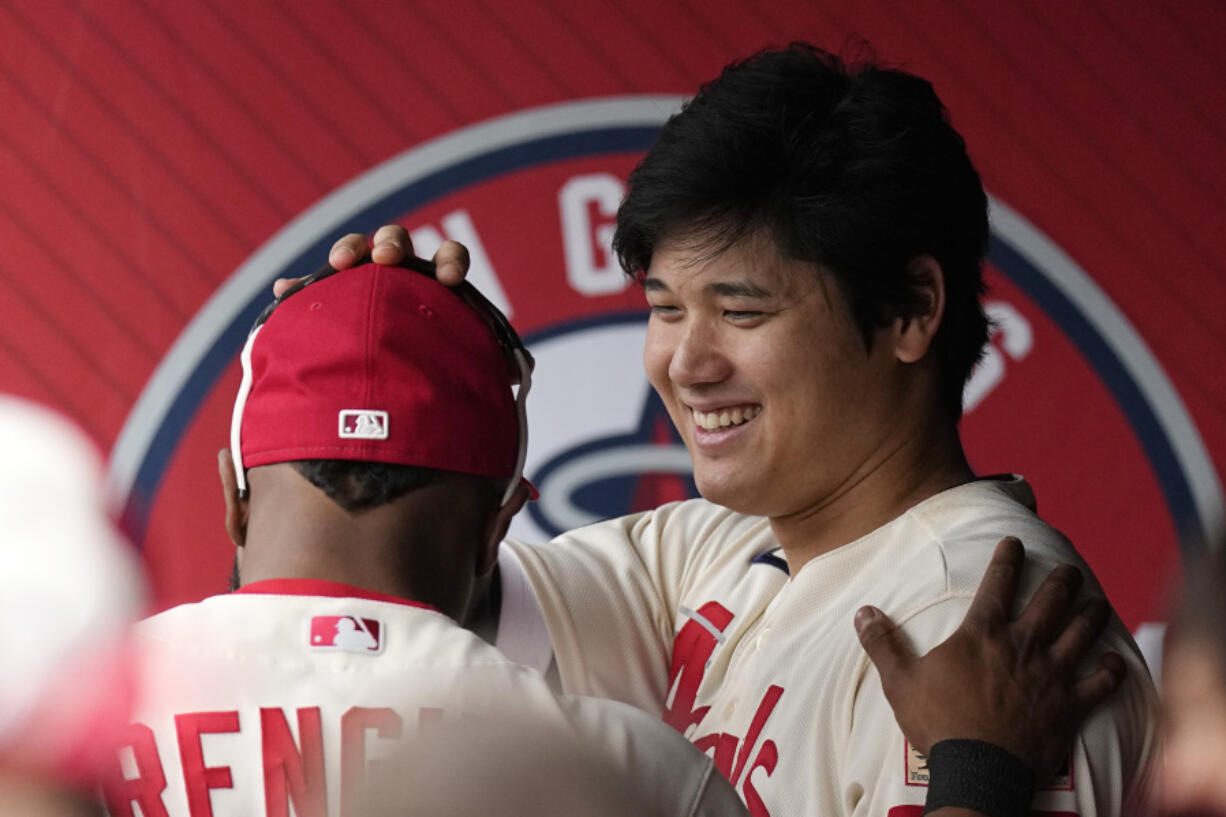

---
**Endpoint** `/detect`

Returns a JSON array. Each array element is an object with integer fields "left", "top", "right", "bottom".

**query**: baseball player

[
  {"left": 102, "top": 262, "right": 747, "bottom": 817},
  {"left": 328, "top": 43, "right": 1159, "bottom": 817}
]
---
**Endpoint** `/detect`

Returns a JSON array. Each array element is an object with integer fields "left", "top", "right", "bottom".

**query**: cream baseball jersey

[
  {"left": 103, "top": 580, "right": 745, "bottom": 817},
  {"left": 501, "top": 477, "right": 1160, "bottom": 817}
]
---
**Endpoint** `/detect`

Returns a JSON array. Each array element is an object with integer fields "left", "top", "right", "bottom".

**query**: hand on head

[
  {"left": 854, "top": 536, "right": 1125, "bottom": 780},
  {"left": 272, "top": 226, "right": 473, "bottom": 298}
]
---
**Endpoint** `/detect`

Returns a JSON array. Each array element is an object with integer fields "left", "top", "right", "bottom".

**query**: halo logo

[{"left": 109, "top": 97, "right": 1221, "bottom": 626}]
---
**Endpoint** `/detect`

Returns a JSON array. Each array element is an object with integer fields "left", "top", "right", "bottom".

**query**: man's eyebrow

[
  {"left": 706, "top": 281, "right": 771, "bottom": 298},
  {"left": 642, "top": 277, "right": 670, "bottom": 292}
]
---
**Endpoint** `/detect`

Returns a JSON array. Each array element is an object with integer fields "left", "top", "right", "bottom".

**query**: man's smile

[{"left": 689, "top": 404, "right": 762, "bottom": 432}]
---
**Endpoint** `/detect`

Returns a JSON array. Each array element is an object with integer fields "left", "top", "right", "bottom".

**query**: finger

[
  {"left": 854, "top": 606, "right": 915, "bottom": 682},
  {"left": 273, "top": 276, "right": 305, "bottom": 298},
  {"left": 370, "top": 225, "right": 412, "bottom": 265},
  {"left": 1049, "top": 597, "right": 1109, "bottom": 670},
  {"left": 329, "top": 233, "right": 371, "bottom": 269},
  {"left": 1014, "top": 563, "right": 1084, "bottom": 646},
  {"left": 965, "top": 536, "right": 1025, "bottom": 629},
  {"left": 433, "top": 240, "right": 471, "bottom": 286},
  {"left": 1072, "top": 651, "right": 1126, "bottom": 712}
]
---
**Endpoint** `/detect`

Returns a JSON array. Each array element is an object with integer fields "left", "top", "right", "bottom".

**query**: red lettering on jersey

[
  {"left": 692, "top": 685, "right": 785, "bottom": 812},
  {"left": 730, "top": 685, "right": 784, "bottom": 785},
  {"left": 663, "top": 601, "right": 734, "bottom": 733},
  {"left": 692, "top": 731, "right": 738, "bottom": 777},
  {"left": 261, "top": 707, "right": 327, "bottom": 817},
  {"left": 175, "top": 711, "right": 240, "bottom": 817},
  {"left": 103, "top": 723, "right": 170, "bottom": 817},
  {"left": 341, "top": 707, "right": 403, "bottom": 817},
  {"left": 742, "top": 739, "right": 778, "bottom": 817}
]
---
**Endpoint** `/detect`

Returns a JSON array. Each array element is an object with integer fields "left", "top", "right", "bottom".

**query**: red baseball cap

[{"left": 230, "top": 262, "right": 532, "bottom": 504}]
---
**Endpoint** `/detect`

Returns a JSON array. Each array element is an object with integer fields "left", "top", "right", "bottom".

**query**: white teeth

[{"left": 692, "top": 405, "right": 760, "bottom": 431}]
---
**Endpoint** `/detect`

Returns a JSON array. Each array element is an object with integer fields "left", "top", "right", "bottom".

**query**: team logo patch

[
  {"left": 338, "top": 410, "right": 389, "bottom": 440},
  {"left": 904, "top": 741, "right": 930, "bottom": 786},
  {"left": 309, "top": 615, "right": 384, "bottom": 654}
]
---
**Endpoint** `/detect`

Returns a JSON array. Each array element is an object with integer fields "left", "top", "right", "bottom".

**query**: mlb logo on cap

[
  {"left": 309, "top": 615, "right": 383, "bottom": 654},
  {"left": 339, "top": 410, "right": 389, "bottom": 440}
]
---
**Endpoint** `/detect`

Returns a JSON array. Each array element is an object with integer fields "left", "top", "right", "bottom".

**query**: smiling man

[
  {"left": 329, "top": 43, "right": 1158, "bottom": 817},
  {"left": 636, "top": 231, "right": 970, "bottom": 558}
]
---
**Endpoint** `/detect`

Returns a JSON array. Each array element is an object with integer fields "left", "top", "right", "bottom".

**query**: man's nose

[{"left": 669, "top": 320, "right": 731, "bottom": 388}]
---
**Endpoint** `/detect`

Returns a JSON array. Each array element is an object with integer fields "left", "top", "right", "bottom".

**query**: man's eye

[
  {"left": 649, "top": 304, "right": 681, "bottom": 317},
  {"left": 725, "top": 310, "right": 763, "bottom": 322}
]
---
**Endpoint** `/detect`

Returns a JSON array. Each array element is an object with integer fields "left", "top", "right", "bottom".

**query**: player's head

[
  {"left": 224, "top": 261, "right": 533, "bottom": 609},
  {"left": 614, "top": 42, "right": 990, "bottom": 419},
  {"left": 613, "top": 42, "right": 988, "bottom": 516}
]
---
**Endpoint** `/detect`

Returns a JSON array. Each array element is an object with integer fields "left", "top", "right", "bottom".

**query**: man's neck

[
  {"left": 238, "top": 550, "right": 445, "bottom": 610},
  {"left": 239, "top": 482, "right": 480, "bottom": 620},
  {"left": 769, "top": 420, "right": 975, "bottom": 574}
]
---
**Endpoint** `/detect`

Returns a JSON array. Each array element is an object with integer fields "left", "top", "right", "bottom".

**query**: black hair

[
  {"left": 290, "top": 459, "right": 441, "bottom": 512},
  {"left": 613, "top": 41, "right": 990, "bottom": 417}
]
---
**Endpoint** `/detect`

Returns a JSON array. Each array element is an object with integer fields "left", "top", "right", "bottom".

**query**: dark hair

[
  {"left": 290, "top": 459, "right": 441, "bottom": 512},
  {"left": 613, "top": 42, "right": 990, "bottom": 417}
]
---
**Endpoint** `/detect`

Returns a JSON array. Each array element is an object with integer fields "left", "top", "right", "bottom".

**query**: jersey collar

[{"left": 234, "top": 578, "right": 440, "bottom": 613}]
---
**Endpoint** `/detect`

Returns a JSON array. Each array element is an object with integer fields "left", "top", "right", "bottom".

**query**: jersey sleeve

[
  {"left": 499, "top": 501, "right": 723, "bottom": 714},
  {"left": 843, "top": 596, "right": 1160, "bottom": 817}
]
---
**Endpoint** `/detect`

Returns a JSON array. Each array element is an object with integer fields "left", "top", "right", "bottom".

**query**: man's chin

[{"left": 693, "top": 474, "right": 764, "bottom": 516}]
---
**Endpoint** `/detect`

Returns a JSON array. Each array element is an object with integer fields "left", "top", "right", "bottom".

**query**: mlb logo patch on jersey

[
  {"left": 309, "top": 615, "right": 384, "bottom": 654},
  {"left": 338, "top": 410, "right": 388, "bottom": 440}
]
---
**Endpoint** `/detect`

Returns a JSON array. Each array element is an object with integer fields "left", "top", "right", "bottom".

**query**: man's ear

[
  {"left": 217, "top": 449, "right": 250, "bottom": 548},
  {"left": 894, "top": 255, "right": 946, "bottom": 364},
  {"left": 476, "top": 481, "right": 531, "bottom": 576}
]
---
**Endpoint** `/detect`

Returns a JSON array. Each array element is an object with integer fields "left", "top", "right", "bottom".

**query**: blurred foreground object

[
  {"left": 0, "top": 396, "right": 144, "bottom": 811},
  {"left": 359, "top": 707, "right": 670, "bottom": 817},
  {"left": 1163, "top": 528, "right": 1226, "bottom": 815}
]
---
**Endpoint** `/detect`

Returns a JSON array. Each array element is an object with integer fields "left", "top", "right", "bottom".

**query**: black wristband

[{"left": 922, "top": 739, "right": 1035, "bottom": 817}]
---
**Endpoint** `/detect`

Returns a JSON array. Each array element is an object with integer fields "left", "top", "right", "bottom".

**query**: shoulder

[
  {"left": 853, "top": 477, "right": 1102, "bottom": 642},
  {"left": 905, "top": 476, "right": 1089, "bottom": 598},
  {"left": 136, "top": 593, "right": 522, "bottom": 671},
  {"left": 134, "top": 596, "right": 225, "bottom": 642},
  {"left": 517, "top": 498, "right": 773, "bottom": 560}
]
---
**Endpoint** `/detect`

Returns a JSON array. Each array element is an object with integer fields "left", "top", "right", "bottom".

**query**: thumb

[{"left": 855, "top": 605, "right": 914, "bottom": 679}]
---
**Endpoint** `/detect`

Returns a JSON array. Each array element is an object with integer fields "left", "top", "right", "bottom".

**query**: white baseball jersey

[
  {"left": 500, "top": 477, "right": 1160, "bottom": 817},
  {"left": 103, "top": 579, "right": 745, "bottom": 817}
]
